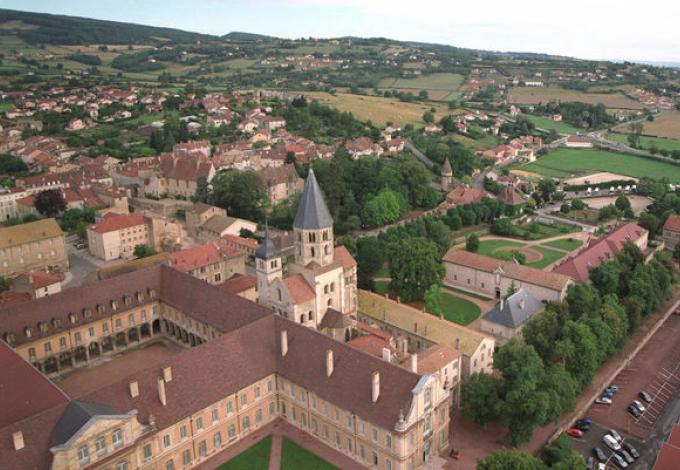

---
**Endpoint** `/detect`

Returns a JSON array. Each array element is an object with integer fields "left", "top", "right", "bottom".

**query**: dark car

[
  {"left": 576, "top": 421, "right": 591, "bottom": 431},
  {"left": 612, "top": 453, "right": 628, "bottom": 468},
  {"left": 586, "top": 456, "right": 594, "bottom": 470},
  {"left": 639, "top": 390, "right": 652, "bottom": 403},
  {"left": 622, "top": 442, "right": 640, "bottom": 459},
  {"left": 619, "top": 450, "right": 634, "bottom": 464},
  {"left": 577, "top": 418, "right": 593, "bottom": 427},
  {"left": 627, "top": 404, "right": 642, "bottom": 418},
  {"left": 593, "top": 447, "right": 607, "bottom": 462}
]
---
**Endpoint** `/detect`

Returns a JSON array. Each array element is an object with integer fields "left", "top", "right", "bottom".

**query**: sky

[{"left": 2, "top": 0, "right": 679, "bottom": 63}]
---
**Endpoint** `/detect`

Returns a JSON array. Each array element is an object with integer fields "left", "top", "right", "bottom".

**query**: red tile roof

[
  {"left": 334, "top": 246, "right": 357, "bottom": 270},
  {"left": 446, "top": 186, "right": 490, "bottom": 206},
  {"left": 664, "top": 214, "right": 680, "bottom": 233},
  {"left": 16, "top": 271, "right": 64, "bottom": 289},
  {"left": 417, "top": 344, "right": 460, "bottom": 375},
  {"left": 168, "top": 243, "right": 221, "bottom": 272},
  {"left": 347, "top": 335, "right": 393, "bottom": 358},
  {"left": 89, "top": 212, "right": 145, "bottom": 234},
  {"left": 442, "top": 249, "right": 503, "bottom": 273},
  {"left": 219, "top": 274, "right": 257, "bottom": 295},
  {"left": 283, "top": 274, "right": 315, "bottom": 304}
]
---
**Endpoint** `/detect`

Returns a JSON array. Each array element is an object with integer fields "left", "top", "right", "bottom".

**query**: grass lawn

[
  {"left": 519, "top": 148, "right": 680, "bottom": 182},
  {"left": 0, "top": 103, "right": 13, "bottom": 112},
  {"left": 526, "top": 246, "right": 566, "bottom": 269},
  {"left": 523, "top": 114, "right": 580, "bottom": 134},
  {"left": 280, "top": 437, "right": 338, "bottom": 470},
  {"left": 608, "top": 132, "right": 680, "bottom": 152},
  {"left": 411, "top": 291, "right": 481, "bottom": 326},
  {"left": 512, "top": 220, "right": 581, "bottom": 240},
  {"left": 541, "top": 238, "right": 583, "bottom": 251},
  {"left": 443, "top": 285, "right": 493, "bottom": 301},
  {"left": 375, "top": 263, "right": 391, "bottom": 278},
  {"left": 217, "top": 436, "right": 271, "bottom": 470},
  {"left": 476, "top": 239, "right": 526, "bottom": 257}
]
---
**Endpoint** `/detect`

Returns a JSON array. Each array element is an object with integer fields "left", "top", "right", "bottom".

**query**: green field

[
  {"left": 280, "top": 438, "right": 338, "bottom": 470},
  {"left": 378, "top": 73, "right": 464, "bottom": 100},
  {"left": 608, "top": 132, "right": 680, "bottom": 152},
  {"left": 476, "top": 239, "right": 526, "bottom": 257},
  {"left": 519, "top": 148, "right": 680, "bottom": 182},
  {"left": 218, "top": 436, "right": 271, "bottom": 470},
  {"left": 411, "top": 290, "right": 481, "bottom": 326},
  {"left": 523, "top": 114, "right": 580, "bottom": 134},
  {"left": 541, "top": 238, "right": 583, "bottom": 251},
  {"left": 526, "top": 246, "right": 566, "bottom": 269}
]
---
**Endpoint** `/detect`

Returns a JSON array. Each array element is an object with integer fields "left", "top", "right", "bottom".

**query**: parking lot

[{"left": 569, "top": 313, "right": 680, "bottom": 468}]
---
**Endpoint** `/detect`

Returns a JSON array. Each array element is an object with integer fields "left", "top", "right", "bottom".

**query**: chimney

[
  {"left": 129, "top": 380, "right": 139, "bottom": 398},
  {"left": 455, "top": 338, "right": 460, "bottom": 350},
  {"left": 157, "top": 377, "right": 167, "bottom": 406},
  {"left": 500, "top": 297, "right": 504, "bottom": 310},
  {"left": 281, "top": 330, "right": 288, "bottom": 357},
  {"left": 12, "top": 431, "right": 24, "bottom": 451},
  {"left": 410, "top": 353, "right": 418, "bottom": 373},
  {"left": 326, "top": 349, "right": 334, "bottom": 376},
  {"left": 518, "top": 298, "right": 525, "bottom": 310},
  {"left": 163, "top": 366, "right": 173, "bottom": 382},
  {"left": 371, "top": 371, "right": 380, "bottom": 403},
  {"left": 381, "top": 348, "right": 391, "bottom": 363}
]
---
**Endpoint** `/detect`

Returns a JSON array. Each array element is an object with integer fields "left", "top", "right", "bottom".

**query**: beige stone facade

[{"left": 0, "top": 218, "right": 68, "bottom": 278}]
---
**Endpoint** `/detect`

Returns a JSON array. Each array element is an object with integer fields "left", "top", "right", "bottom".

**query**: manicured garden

[
  {"left": 218, "top": 436, "right": 271, "bottom": 470},
  {"left": 541, "top": 238, "right": 583, "bottom": 251},
  {"left": 526, "top": 246, "right": 566, "bottom": 269},
  {"left": 519, "top": 148, "right": 680, "bottom": 182},
  {"left": 411, "top": 290, "right": 481, "bottom": 326},
  {"left": 473, "top": 238, "right": 568, "bottom": 269},
  {"left": 476, "top": 239, "right": 525, "bottom": 257},
  {"left": 280, "top": 438, "right": 338, "bottom": 470}
]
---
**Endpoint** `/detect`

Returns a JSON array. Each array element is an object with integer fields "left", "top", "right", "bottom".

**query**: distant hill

[
  {"left": 222, "top": 31, "right": 275, "bottom": 42},
  {"left": 0, "top": 8, "right": 216, "bottom": 45}
]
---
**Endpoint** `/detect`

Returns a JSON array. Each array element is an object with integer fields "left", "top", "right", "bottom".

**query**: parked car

[
  {"left": 595, "top": 397, "right": 612, "bottom": 405},
  {"left": 627, "top": 404, "right": 642, "bottom": 418},
  {"left": 74, "top": 241, "right": 86, "bottom": 249},
  {"left": 576, "top": 421, "right": 591, "bottom": 431},
  {"left": 593, "top": 447, "right": 607, "bottom": 462},
  {"left": 603, "top": 434, "right": 621, "bottom": 451},
  {"left": 639, "top": 390, "right": 652, "bottom": 403},
  {"left": 609, "top": 429, "right": 623, "bottom": 443},
  {"left": 622, "top": 442, "right": 639, "bottom": 459},
  {"left": 608, "top": 384, "right": 619, "bottom": 392},
  {"left": 619, "top": 450, "right": 634, "bottom": 464},
  {"left": 577, "top": 418, "right": 593, "bottom": 426},
  {"left": 632, "top": 400, "right": 646, "bottom": 412},
  {"left": 603, "top": 390, "right": 615, "bottom": 399},
  {"left": 586, "top": 456, "right": 594, "bottom": 470},
  {"left": 611, "top": 453, "right": 628, "bottom": 468},
  {"left": 566, "top": 428, "right": 583, "bottom": 438}
]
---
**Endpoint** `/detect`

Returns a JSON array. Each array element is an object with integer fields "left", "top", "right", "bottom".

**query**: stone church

[{"left": 256, "top": 170, "right": 357, "bottom": 340}]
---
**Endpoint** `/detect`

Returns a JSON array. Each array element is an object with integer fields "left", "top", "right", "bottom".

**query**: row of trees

[{"left": 463, "top": 243, "right": 674, "bottom": 446}]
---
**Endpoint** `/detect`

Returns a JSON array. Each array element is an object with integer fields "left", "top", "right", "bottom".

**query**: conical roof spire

[
  {"left": 441, "top": 158, "right": 453, "bottom": 176},
  {"left": 255, "top": 223, "right": 280, "bottom": 260},
  {"left": 293, "top": 169, "right": 333, "bottom": 230}
]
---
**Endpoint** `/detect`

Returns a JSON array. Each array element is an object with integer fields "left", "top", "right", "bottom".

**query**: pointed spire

[
  {"left": 255, "top": 222, "right": 280, "bottom": 260},
  {"left": 293, "top": 169, "right": 333, "bottom": 230},
  {"left": 441, "top": 157, "right": 453, "bottom": 176}
]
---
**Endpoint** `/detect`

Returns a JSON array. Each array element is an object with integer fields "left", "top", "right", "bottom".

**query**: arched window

[
  {"left": 310, "top": 247, "right": 315, "bottom": 257},
  {"left": 308, "top": 311, "right": 313, "bottom": 321},
  {"left": 327, "top": 299, "right": 332, "bottom": 307},
  {"left": 300, "top": 314, "right": 306, "bottom": 324}
]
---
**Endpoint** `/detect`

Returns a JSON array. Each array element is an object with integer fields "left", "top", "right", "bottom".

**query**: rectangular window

[
  {"left": 335, "top": 431, "right": 341, "bottom": 448},
  {"left": 334, "top": 408, "right": 339, "bottom": 422},
  {"left": 267, "top": 380, "right": 273, "bottom": 392},
  {"left": 180, "top": 425, "right": 187, "bottom": 439},
  {"left": 372, "top": 427, "right": 378, "bottom": 442},
  {"left": 228, "top": 425, "right": 236, "bottom": 440},
  {"left": 95, "top": 437, "right": 107, "bottom": 457},
  {"left": 256, "top": 409, "right": 263, "bottom": 423},
  {"left": 242, "top": 416, "right": 250, "bottom": 431},
  {"left": 196, "top": 417, "right": 203, "bottom": 430},
  {"left": 182, "top": 450, "right": 191, "bottom": 465},
  {"left": 226, "top": 401, "right": 234, "bottom": 415},
  {"left": 74, "top": 332, "right": 82, "bottom": 344},
  {"left": 348, "top": 438, "right": 353, "bottom": 453},
  {"left": 311, "top": 396, "right": 317, "bottom": 410},
  {"left": 269, "top": 402, "right": 275, "bottom": 416},
  {"left": 323, "top": 424, "right": 329, "bottom": 441},
  {"left": 102, "top": 323, "right": 109, "bottom": 334},
  {"left": 386, "top": 458, "right": 392, "bottom": 470},
  {"left": 254, "top": 386, "right": 261, "bottom": 399},
  {"left": 373, "top": 452, "right": 378, "bottom": 466},
  {"left": 346, "top": 414, "right": 353, "bottom": 428},
  {"left": 213, "top": 432, "right": 222, "bottom": 448},
  {"left": 240, "top": 394, "right": 248, "bottom": 407},
  {"left": 386, "top": 433, "right": 392, "bottom": 449},
  {"left": 143, "top": 444, "right": 152, "bottom": 460},
  {"left": 359, "top": 420, "right": 365, "bottom": 435},
  {"left": 360, "top": 445, "right": 365, "bottom": 461},
  {"left": 78, "top": 445, "right": 90, "bottom": 466},
  {"left": 59, "top": 337, "right": 67, "bottom": 350},
  {"left": 211, "top": 408, "right": 219, "bottom": 423},
  {"left": 88, "top": 327, "right": 95, "bottom": 338},
  {"left": 311, "top": 418, "right": 318, "bottom": 434},
  {"left": 163, "top": 434, "right": 171, "bottom": 448},
  {"left": 198, "top": 441, "right": 206, "bottom": 457},
  {"left": 112, "top": 429, "right": 123, "bottom": 449},
  {"left": 28, "top": 347, "right": 36, "bottom": 361}
]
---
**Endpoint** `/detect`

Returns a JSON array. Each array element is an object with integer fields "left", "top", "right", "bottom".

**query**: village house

[
  {"left": 565, "top": 135, "right": 593, "bottom": 148},
  {"left": 345, "top": 136, "right": 383, "bottom": 159},
  {"left": 11, "top": 271, "right": 64, "bottom": 299},
  {"left": 257, "top": 164, "right": 304, "bottom": 204},
  {"left": 661, "top": 214, "right": 680, "bottom": 251},
  {"left": 167, "top": 242, "right": 245, "bottom": 285},
  {"left": 0, "top": 219, "right": 68, "bottom": 278},
  {"left": 478, "top": 289, "right": 545, "bottom": 345}
]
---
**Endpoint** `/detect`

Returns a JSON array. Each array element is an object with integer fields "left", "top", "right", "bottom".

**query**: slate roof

[
  {"left": 51, "top": 400, "right": 118, "bottom": 445},
  {"left": 482, "top": 289, "right": 544, "bottom": 328},
  {"left": 255, "top": 229, "right": 281, "bottom": 260},
  {"left": 293, "top": 169, "right": 333, "bottom": 230}
]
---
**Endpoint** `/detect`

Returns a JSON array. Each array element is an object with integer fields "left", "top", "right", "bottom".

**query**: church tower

[
  {"left": 441, "top": 157, "right": 453, "bottom": 191},
  {"left": 293, "top": 169, "right": 334, "bottom": 267},
  {"left": 255, "top": 228, "right": 282, "bottom": 305}
]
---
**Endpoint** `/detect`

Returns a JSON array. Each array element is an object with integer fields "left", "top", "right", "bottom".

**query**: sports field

[
  {"left": 523, "top": 114, "right": 581, "bottom": 134},
  {"left": 378, "top": 73, "right": 464, "bottom": 101},
  {"left": 519, "top": 148, "right": 680, "bottom": 182},
  {"left": 608, "top": 132, "right": 680, "bottom": 152},
  {"left": 509, "top": 87, "right": 643, "bottom": 109}
]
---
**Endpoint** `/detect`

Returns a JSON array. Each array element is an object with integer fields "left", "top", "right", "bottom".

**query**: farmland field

[
  {"left": 608, "top": 132, "right": 680, "bottom": 152},
  {"left": 378, "top": 73, "right": 464, "bottom": 101},
  {"left": 306, "top": 92, "right": 452, "bottom": 126},
  {"left": 638, "top": 112, "right": 680, "bottom": 139},
  {"left": 509, "top": 86, "right": 643, "bottom": 109},
  {"left": 522, "top": 114, "right": 581, "bottom": 134},
  {"left": 519, "top": 148, "right": 680, "bottom": 182}
]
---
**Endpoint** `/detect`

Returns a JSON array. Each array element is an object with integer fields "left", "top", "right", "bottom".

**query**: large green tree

[
  {"left": 210, "top": 170, "right": 268, "bottom": 221},
  {"left": 461, "top": 373, "right": 503, "bottom": 425},
  {"left": 389, "top": 237, "right": 444, "bottom": 302},
  {"left": 477, "top": 448, "right": 545, "bottom": 470}
]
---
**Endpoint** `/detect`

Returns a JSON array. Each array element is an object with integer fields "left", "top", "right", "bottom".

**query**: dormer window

[
  {"left": 136, "top": 292, "right": 144, "bottom": 302},
  {"left": 148, "top": 288, "right": 156, "bottom": 299},
  {"left": 97, "top": 304, "right": 105, "bottom": 314},
  {"left": 110, "top": 300, "right": 118, "bottom": 311},
  {"left": 124, "top": 296, "right": 132, "bottom": 306},
  {"left": 83, "top": 308, "right": 92, "bottom": 320},
  {"left": 52, "top": 318, "right": 62, "bottom": 329},
  {"left": 4, "top": 332, "right": 15, "bottom": 345},
  {"left": 38, "top": 321, "right": 48, "bottom": 334},
  {"left": 24, "top": 327, "right": 32, "bottom": 338},
  {"left": 69, "top": 313, "right": 77, "bottom": 324}
]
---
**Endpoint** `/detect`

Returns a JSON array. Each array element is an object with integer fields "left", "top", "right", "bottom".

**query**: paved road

[
  {"left": 63, "top": 248, "right": 99, "bottom": 288},
  {"left": 405, "top": 140, "right": 434, "bottom": 169}
]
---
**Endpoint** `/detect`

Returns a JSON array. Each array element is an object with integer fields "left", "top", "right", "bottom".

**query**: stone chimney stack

[
  {"left": 371, "top": 371, "right": 380, "bottom": 403},
  {"left": 12, "top": 431, "right": 24, "bottom": 451},
  {"left": 163, "top": 366, "right": 173, "bottom": 382},
  {"left": 157, "top": 377, "right": 167, "bottom": 406},
  {"left": 129, "top": 380, "right": 139, "bottom": 398},
  {"left": 281, "top": 330, "right": 288, "bottom": 357},
  {"left": 410, "top": 353, "right": 418, "bottom": 373},
  {"left": 326, "top": 349, "right": 334, "bottom": 377},
  {"left": 381, "top": 348, "right": 391, "bottom": 363}
]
